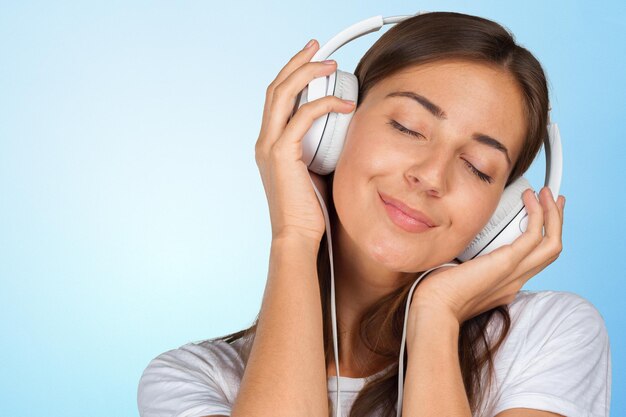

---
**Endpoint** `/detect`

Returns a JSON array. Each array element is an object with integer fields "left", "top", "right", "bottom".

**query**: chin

[{"left": 365, "top": 228, "right": 430, "bottom": 271}]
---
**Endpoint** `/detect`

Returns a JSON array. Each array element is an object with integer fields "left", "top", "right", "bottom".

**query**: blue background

[{"left": 1, "top": 1, "right": 624, "bottom": 416}]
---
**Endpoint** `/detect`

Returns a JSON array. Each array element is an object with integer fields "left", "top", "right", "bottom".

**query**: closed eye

[
  {"left": 462, "top": 160, "right": 493, "bottom": 184},
  {"left": 387, "top": 119, "right": 425, "bottom": 139},
  {"left": 387, "top": 119, "right": 494, "bottom": 184}
]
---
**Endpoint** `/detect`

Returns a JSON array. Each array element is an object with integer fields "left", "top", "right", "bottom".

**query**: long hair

[{"left": 213, "top": 11, "right": 549, "bottom": 417}]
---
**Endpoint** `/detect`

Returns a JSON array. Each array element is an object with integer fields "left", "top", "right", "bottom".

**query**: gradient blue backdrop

[{"left": 1, "top": 1, "right": 624, "bottom": 416}]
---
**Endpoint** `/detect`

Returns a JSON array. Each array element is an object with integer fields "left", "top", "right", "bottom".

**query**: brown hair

[{"left": 213, "top": 11, "right": 549, "bottom": 417}]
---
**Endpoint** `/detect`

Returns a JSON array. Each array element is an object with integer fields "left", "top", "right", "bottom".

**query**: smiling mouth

[
  {"left": 378, "top": 192, "right": 436, "bottom": 226},
  {"left": 379, "top": 193, "right": 434, "bottom": 234}
]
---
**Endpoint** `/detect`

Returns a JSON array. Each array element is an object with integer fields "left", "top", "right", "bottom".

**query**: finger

[
  {"left": 271, "top": 39, "right": 319, "bottom": 95},
  {"left": 261, "top": 40, "right": 320, "bottom": 137},
  {"left": 513, "top": 253, "right": 554, "bottom": 287},
  {"left": 535, "top": 187, "right": 563, "bottom": 261},
  {"left": 539, "top": 187, "right": 562, "bottom": 243},
  {"left": 503, "top": 188, "right": 545, "bottom": 268},
  {"left": 491, "top": 191, "right": 565, "bottom": 294},
  {"left": 512, "top": 188, "right": 564, "bottom": 275},
  {"left": 513, "top": 229, "right": 561, "bottom": 281},
  {"left": 272, "top": 95, "right": 355, "bottom": 160},
  {"left": 480, "top": 188, "right": 542, "bottom": 281},
  {"left": 264, "top": 60, "right": 339, "bottom": 146},
  {"left": 515, "top": 242, "right": 560, "bottom": 282}
]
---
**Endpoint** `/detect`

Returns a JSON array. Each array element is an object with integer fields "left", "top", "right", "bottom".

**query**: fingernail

[
  {"left": 322, "top": 59, "right": 336, "bottom": 65},
  {"left": 341, "top": 99, "right": 355, "bottom": 106},
  {"left": 304, "top": 39, "right": 315, "bottom": 49}
]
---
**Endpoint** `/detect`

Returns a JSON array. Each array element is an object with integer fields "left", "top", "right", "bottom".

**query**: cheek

[
  {"left": 331, "top": 129, "right": 386, "bottom": 250},
  {"left": 332, "top": 147, "right": 369, "bottom": 225},
  {"left": 338, "top": 116, "right": 380, "bottom": 167},
  {"left": 332, "top": 126, "right": 377, "bottom": 202},
  {"left": 451, "top": 193, "right": 501, "bottom": 243},
  {"left": 337, "top": 118, "right": 405, "bottom": 179}
]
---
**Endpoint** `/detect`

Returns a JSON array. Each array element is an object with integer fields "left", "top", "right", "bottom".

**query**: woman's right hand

[{"left": 254, "top": 39, "right": 356, "bottom": 243}]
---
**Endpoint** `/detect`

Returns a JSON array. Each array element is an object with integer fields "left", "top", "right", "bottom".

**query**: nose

[{"left": 405, "top": 146, "right": 451, "bottom": 197}]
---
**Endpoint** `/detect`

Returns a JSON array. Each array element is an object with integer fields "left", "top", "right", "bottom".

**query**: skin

[{"left": 327, "top": 59, "right": 530, "bottom": 377}]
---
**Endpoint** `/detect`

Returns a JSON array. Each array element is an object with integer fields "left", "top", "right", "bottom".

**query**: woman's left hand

[{"left": 409, "top": 186, "right": 566, "bottom": 326}]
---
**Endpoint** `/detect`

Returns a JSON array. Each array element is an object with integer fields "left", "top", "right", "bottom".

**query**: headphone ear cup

[
  {"left": 308, "top": 69, "right": 359, "bottom": 175},
  {"left": 457, "top": 176, "right": 532, "bottom": 262}
]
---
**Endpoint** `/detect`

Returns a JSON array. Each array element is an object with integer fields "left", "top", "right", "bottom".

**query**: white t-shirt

[{"left": 137, "top": 290, "right": 611, "bottom": 417}]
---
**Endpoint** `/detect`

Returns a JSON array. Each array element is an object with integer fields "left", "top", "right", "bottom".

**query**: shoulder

[
  {"left": 492, "top": 290, "right": 610, "bottom": 365},
  {"left": 508, "top": 289, "right": 603, "bottom": 315},
  {"left": 517, "top": 289, "right": 605, "bottom": 318},
  {"left": 508, "top": 290, "right": 609, "bottom": 344},
  {"left": 141, "top": 336, "right": 246, "bottom": 382},
  {"left": 483, "top": 290, "right": 611, "bottom": 417},
  {"left": 137, "top": 336, "right": 247, "bottom": 417}
]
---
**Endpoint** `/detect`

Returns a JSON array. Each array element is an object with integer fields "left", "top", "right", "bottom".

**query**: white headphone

[{"left": 291, "top": 12, "right": 563, "bottom": 417}]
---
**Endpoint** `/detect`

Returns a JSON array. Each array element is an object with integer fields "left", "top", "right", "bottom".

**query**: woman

[{"left": 137, "top": 12, "right": 611, "bottom": 417}]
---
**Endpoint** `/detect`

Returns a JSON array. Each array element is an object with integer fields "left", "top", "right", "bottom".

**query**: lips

[{"left": 378, "top": 192, "right": 437, "bottom": 227}]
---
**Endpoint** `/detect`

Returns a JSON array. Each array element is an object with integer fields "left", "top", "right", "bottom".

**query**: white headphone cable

[{"left": 307, "top": 175, "right": 342, "bottom": 416}]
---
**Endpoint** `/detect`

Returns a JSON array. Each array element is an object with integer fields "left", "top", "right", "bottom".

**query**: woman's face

[{"left": 332, "top": 59, "right": 527, "bottom": 272}]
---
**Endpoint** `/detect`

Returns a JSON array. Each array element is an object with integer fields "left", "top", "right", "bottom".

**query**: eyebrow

[{"left": 385, "top": 91, "right": 512, "bottom": 168}]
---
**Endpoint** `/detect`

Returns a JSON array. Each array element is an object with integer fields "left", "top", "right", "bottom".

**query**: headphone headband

[{"left": 307, "top": 14, "right": 422, "bottom": 104}]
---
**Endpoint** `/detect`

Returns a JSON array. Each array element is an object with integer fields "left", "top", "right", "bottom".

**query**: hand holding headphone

[{"left": 254, "top": 46, "right": 357, "bottom": 242}]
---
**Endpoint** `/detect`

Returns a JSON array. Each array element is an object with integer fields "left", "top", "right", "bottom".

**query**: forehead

[
  {"left": 375, "top": 58, "right": 516, "bottom": 93},
  {"left": 365, "top": 59, "right": 527, "bottom": 164}
]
